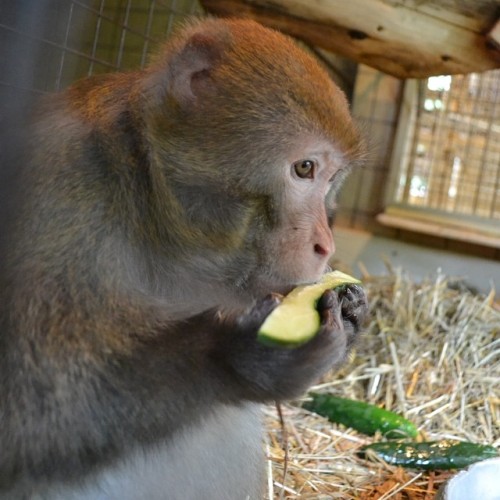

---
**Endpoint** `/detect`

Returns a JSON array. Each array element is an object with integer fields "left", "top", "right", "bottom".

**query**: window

[{"left": 381, "top": 69, "right": 500, "bottom": 248}]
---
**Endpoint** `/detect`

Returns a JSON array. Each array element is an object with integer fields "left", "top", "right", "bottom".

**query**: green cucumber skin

[
  {"left": 359, "top": 441, "right": 499, "bottom": 470},
  {"left": 303, "top": 393, "right": 418, "bottom": 438}
]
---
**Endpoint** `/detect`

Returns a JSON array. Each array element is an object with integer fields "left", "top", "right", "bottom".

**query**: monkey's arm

[{"left": 96, "top": 281, "right": 368, "bottom": 425}]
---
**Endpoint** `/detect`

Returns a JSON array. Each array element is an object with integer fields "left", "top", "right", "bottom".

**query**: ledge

[{"left": 377, "top": 207, "right": 500, "bottom": 250}]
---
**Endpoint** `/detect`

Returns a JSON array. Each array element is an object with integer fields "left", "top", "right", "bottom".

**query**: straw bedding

[{"left": 264, "top": 267, "right": 499, "bottom": 499}]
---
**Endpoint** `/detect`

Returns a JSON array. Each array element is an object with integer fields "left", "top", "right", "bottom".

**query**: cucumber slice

[{"left": 257, "top": 270, "right": 361, "bottom": 347}]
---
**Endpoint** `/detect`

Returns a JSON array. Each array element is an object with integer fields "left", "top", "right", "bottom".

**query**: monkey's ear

[
  {"left": 172, "top": 33, "right": 224, "bottom": 103},
  {"left": 145, "top": 32, "right": 224, "bottom": 108}
]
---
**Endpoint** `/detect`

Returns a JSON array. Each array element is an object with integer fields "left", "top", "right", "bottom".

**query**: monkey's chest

[{"left": 40, "top": 404, "right": 265, "bottom": 500}]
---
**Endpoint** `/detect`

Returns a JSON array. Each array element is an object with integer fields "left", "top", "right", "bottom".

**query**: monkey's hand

[
  {"left": 336, "top": 283, "right": 368, "bottom": 349},
  {"left": 216, "top": 284, "right": 368, "bottom": 402}
]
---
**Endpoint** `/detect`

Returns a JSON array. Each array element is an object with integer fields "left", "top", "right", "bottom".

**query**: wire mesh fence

[
  {"left": 396, "top": 71, "right": 500, "bottom": 221},
  {"left": 0, "top": 0, "right": 203, "bottom": 96}
]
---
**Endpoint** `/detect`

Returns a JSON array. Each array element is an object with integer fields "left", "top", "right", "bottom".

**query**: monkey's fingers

[
  {"left": 238, "top": 293, "right": 283, "bottom": 332},
  {"left": 338, "top": 284, "right": 368, "bottom": 330},
  {"left": 316, "top": 289, "right": 340, "bottom": 327}
]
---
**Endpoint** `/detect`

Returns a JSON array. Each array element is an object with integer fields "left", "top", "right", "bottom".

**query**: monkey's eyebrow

[
  {"left": 321, "top": 149, "right": 346, "bottom": 162},
  {"left": 300, "top": 149, "right": 345, "bottom": 173}
]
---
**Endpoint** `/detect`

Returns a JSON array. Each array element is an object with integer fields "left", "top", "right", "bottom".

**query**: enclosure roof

[{"left": 201, "top": 0, "right": 500, "bottom": 78}]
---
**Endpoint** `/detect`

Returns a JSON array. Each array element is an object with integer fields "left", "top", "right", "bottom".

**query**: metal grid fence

[
  {"left": 0, "top": 0, "right": 203, "bottom": 97},
  {"left": 396, "top": 70, "right": 500, "bottom": 221}
]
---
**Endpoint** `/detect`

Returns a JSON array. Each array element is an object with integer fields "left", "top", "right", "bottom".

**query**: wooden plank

[
  {"left": 201, "top": 0, "right": 500, "bottom": 78},
  {"left": 390, "top": 0, "right": 498, "bottom": 32},
  {"left": 377, "top": 212, "right": 500, "bottom": 249},
  {"left": 488, "top": 18, "right": 500, "bottom": 50}
]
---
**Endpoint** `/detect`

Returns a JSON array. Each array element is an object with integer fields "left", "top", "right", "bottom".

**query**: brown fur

[{"left": 0, "top": 18, "right": 367, "bottom": 499}]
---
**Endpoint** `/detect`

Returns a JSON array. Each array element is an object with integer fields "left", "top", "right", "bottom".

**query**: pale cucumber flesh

[{"left": 257, "top": 271, "right": 361, "bottom": 347}]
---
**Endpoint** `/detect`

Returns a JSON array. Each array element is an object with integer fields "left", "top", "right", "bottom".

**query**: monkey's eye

[{"left": 293, "top": 160, "right": 315, "bottom": 179}]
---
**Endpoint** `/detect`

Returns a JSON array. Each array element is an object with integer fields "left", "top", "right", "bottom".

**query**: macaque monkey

[{"left": 0, "top": 17, "right": 367, "bottom": 499}]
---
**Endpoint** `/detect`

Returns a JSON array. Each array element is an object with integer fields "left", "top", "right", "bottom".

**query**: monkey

[{"left": 0, "top": 17, "right": 367, "bottom": 500}]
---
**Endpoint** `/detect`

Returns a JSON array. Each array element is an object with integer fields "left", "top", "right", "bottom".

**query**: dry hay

[{"left": 264, "top": 267, "right": 500, "bottom": 499}]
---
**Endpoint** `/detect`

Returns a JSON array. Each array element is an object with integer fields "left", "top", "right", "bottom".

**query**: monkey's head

[{"left": 139, "top": 18, "right": 365, "bottom": 299}]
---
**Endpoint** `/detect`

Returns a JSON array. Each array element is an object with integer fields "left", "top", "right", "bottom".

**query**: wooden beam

[
  {"left": 201, "top": 0, "right": 500, "bottom": 78},
  {"left": 487, "top": 18, "right": 500, "bottom": 50}
]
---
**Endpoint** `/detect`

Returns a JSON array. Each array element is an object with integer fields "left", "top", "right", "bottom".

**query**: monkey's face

[{"left": 236, "top": 135, "right": 352, "bottom": 298}]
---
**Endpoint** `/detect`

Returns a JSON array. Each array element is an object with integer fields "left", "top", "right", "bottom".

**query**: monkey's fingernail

[
  {"left": 259, "top": 293, "right": 282, "bottom": 311},
  {"left": 269, "top": 292, "right": 284, "bottom": 301},
  {"left": 317, "top": 289, "right": 335, "bottom": 311}
]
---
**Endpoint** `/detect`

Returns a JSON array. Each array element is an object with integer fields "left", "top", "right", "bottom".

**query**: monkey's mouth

[
  {"left": 268, "top": 269, "right": 334, "bottom": 297},
  {"left": 287, "top": 266, "right": 334, "bottom": 292},
  {"left": 246, "top": 263, "right": 333, "bottom": 299}
]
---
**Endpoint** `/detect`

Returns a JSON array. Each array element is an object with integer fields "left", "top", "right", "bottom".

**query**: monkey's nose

[
  {"left": 313, "top": 222, "right": 335, "bottom": 259},
  {"left": 314, "top": 243, "right": 330, "bottom": 257},
  {"left": 313, "top": 236, "right": 335, "bottom": 260}
]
